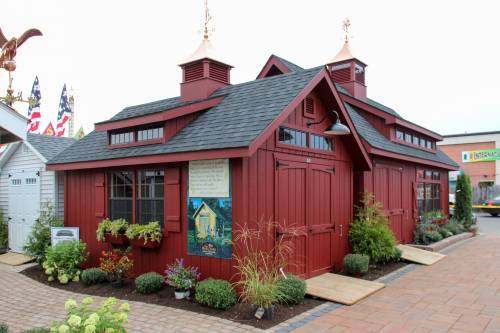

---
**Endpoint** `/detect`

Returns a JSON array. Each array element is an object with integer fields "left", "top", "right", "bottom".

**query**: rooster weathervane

[{"left": 0, "top": 27, "right": 42, "bottom": 107}]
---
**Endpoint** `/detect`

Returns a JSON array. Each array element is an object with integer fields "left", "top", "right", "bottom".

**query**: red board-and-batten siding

[{"left": 65, "top": 90, "right": 355, "bottom": 280}]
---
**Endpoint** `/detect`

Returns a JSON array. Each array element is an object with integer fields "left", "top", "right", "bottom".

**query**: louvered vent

[
  {"left": 184, "top": 62, "right": 204, "bottom": 82},
  {"left": 331, "top": 67, "right": 350, "bottom": 82},
  {"left": 209, "top": 62, "right": 229, "bottom": 83},
  {"left": 355, "top": 65, "right": 365, "bottom": 84},
  {"left": 304, "top": 97, "right": 314, "bottom": 114}
]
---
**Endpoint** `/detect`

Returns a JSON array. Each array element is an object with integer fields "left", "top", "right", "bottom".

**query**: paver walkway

[{"left": 292, "top": 235, "right": 500, "bottom": 333}]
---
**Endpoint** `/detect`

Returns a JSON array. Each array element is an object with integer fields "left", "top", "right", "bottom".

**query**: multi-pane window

[
  {"left": 396, "top": 129, "right": 404, "bottom": 141},
  {"left": 311, "top": 134, "right": 333, "bottom": 151},
  {"left": 420, "top": 138, "right": 426, "bottom": 148},
  {"left": 278, "top": 127, "right": 307, "bottom": 147},
  {"left": 395, "top": 128, "right": 434, "bottom": 150},
  {"left": 405, "top": 133, "right": 412, "bottom": 143},
  {"left": 110, "top": 131, "right": 134, "bottom": 145},
  {"left": 413, "top": 136, "right": 419, "bottom": 145},
  {"left": 426, "top": 141, "right": 433, "bottom": 149},
  {"left": 136, "top": 170, "right": 164, "bottom": 226},
  {"left": 417, "top": 169, "right": 442, "bottom": 216},
  {"left": 137, "top": 127, "right": 164, "bottom": 142},
  {"left": 108, "top": 171, "right": 133, "bottom": 223}
]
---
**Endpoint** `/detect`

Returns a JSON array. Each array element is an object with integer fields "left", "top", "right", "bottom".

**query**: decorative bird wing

[
  {"left": 16, "top": 28, "right": 43, "bottom": 47},
  {"left": 0, "top": 28, "right": 8, "bottom": 48}
]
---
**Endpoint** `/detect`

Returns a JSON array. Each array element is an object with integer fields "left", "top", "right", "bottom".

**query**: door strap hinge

[{"left": 275, "top": 160, "right": 289, "bottom": 168}]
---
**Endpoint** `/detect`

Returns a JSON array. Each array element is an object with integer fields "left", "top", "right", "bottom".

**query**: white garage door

[{"left": 8, "top": 171, "right": 41, "bottom": 253}]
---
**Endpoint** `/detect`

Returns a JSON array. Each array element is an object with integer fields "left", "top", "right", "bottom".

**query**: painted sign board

[
  {"left": 51, "top": 227, "right": 79, "bottom": 246},
  {"left": 188, "top": 159, "right": 229, "bottom": 197},
  {"left": 462, "top": 148, "right": 500, "bottom": 163},
  {"left": 188, "top": 159, "right": 232, "bottom": 259}
]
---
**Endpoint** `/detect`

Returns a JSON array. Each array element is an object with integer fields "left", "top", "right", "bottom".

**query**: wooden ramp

[
  {"left": 306, "top": 273, "right": 385, "bottom": 305},
  {"left": 0, "top": 252, "right": 34, "bottom": 266},
  {"left": 398, "top": 244, "right": 445, "bottom": 265}
]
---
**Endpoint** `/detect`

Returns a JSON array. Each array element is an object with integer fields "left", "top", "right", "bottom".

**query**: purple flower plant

[{"left": 164, "top": 258, "right": 201, "bottom": 291}]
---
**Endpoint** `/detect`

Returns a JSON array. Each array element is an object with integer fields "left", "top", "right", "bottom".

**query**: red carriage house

[{"left": 47, "top": 35, "right": 457, "bottom": 279}]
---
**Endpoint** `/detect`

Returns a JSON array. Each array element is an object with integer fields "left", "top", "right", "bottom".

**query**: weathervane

[
  {"left": 0, "top": 27, "right": 42, "bottom": 107},
  {"left": 202, "top": 0, "right": 214, "bottom": 40},
  {"left": 342, "top": 18, "right": 351, "bottom": 44}
]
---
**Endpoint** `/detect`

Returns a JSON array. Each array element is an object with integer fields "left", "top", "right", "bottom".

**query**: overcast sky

[{"left": 2, "top": 0, "right": 499, "bottom": 137}]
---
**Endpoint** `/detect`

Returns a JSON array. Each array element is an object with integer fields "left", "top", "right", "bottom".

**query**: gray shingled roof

[
  {"left": 345, "top": 103, "right": 458, "bottom": 167},
  {"left": 272, "top": 55, "right": 304, "bottom": 72},
  {"left": 27, "top": 133, "right": 76, "bottom": 161},
  {"left": 48, "top": 66, "right": 323, "bottom": 165},
  {"left": 334, "top": 84, "right": 401, "bottom": 118}
]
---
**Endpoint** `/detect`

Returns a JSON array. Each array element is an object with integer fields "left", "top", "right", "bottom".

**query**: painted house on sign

[
  {"left": 0, "top": 133, "right": 75, "bottom": 252},
  {"left": 47, "top": 30, "right": 457, "bottom": 279}
]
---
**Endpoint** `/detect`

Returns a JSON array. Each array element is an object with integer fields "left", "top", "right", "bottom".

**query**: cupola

[
  {"left": 326, "top": 19, "right": 367, "bottom": 100},
  {"left": 179, "top": 1, "right": 232, "bottom": 102}
]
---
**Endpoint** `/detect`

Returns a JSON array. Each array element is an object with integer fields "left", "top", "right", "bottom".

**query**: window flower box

[
  {"left": 104, "top": 233, "right": 129, "bottom": 246},
  {"left": 129, "top": 237, "right": 161, "bottom": 249}
]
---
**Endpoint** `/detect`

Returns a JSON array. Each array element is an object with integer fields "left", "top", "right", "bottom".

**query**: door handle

[
  {"left": 7, "top": 217, "right": 11, "bottom": 221},
  {"left": 339, "top": 224, "right": 343, "bottom": 237}
]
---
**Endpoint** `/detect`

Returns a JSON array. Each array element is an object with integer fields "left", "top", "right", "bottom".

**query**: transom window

[
  {"left": 278, "top": 127, "right": 335, "bottom": 152},
  {"left": 110, "top": 131, "right": 134, "bottom": 145},
  {"left": 395, "top": 127, "right": 435, "bottom": 150},
  {"left": 109, "top": 124, "right": 164, "bottom": 146},
  {"left": 11, "top": 179, "right": 21, "bottom": 186},
  {"left": 136, "top": 170, "right": 164, "bottom": 226}
]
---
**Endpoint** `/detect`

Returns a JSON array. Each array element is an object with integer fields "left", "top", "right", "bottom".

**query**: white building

[
  {"left": 0, "top": 133, "right": 75, "bottom": 252},
  {"left": 0, "top": 102, "right": 28, "bottom": 144}
]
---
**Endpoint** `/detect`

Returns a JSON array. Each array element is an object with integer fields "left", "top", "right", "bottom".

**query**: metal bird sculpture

[{"left": 0, "top": 27, "right": 43, "bottom": 72}]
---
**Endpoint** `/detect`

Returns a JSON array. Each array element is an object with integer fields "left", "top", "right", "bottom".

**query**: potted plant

[
  {"left": 343, "top": 253, "right": 369, "bottom": 277},
  {"left": 164, "top": 258, "right": 200, "bottom": 299},
  {"left": 96, "top": 218, "right": 129, "bottom": 246},
  {"left": 126, "top": 221, "right": 163, "bottom": 249},
  {"left": 99, "top": 248, "right": 134, "bottom": 288}
]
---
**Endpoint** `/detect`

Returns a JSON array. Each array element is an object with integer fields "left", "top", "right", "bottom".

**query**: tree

[{"left": 455, "top": 172, "right": 473, "bottom": 228}]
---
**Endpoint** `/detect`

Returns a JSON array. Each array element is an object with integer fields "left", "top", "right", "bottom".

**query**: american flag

[
  {"left": 27, "top": 76, "right": 41, "bottom": 133},
  {"left": 56, "top": 84, "right": 72, "bottom": 137}
]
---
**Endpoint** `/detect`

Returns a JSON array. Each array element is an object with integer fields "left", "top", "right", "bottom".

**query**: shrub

[
  {"left": 195, "top": 278, "right": 237, "bottom": 310},
  {"left": 23, "top": 203, "right": 63, "bottom": 264},
  {"left": 0, "top": 323, "right": 7, "bottom": 333},
  {"left": 96, "top": 218, "right": 129, "bottom": 242},
  {"left": 349, "top": 193, "right": 400, "bottom": 264},
  {"left": 51, "top": 297, "right": 129, "bottom": 333},
  {"left": 100, "top": 248, "right": 134, "bottom": 282},
  {"left": 126, "top": 221, "right": 162, "bottom": 244},
  {"left": 455, "top": 173, "right": 473, "bottom": 228},
  {"left": 442, "top": 220, "right": 465, "bottom": 235},
  {"left": 165, "top": 258, "right": 200, "bottom": 291},
  {"left": 343, "top": 254, "right": 370, "bottom": 275},
  {"left": 81, "top": 267, "right": 108, "bottom": 285},
  {"left": 438, "top": 228, "right": 453, "bottom": 238},
  {"left": 277, "top": 274, "right": 306, "bottom": 305},
  {"left": 414, "top": 221, "right": 440, "bottom": 245},
  {"left": 43, "top": 240, "right": 87, "bottom": 284},
  {"left": 0, "top": 210, "right": 7, "bottom": 250},
  {"left": 135, "top": 272, "right": 164, "bottom": 294}
]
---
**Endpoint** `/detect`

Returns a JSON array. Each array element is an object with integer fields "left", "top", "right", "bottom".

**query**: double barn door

[{"left": 275, "top": 158, "right": 347, "bottom": 278}]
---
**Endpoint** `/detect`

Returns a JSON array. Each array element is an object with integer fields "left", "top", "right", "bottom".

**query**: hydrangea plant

[{"left": 51, "top": 297, "right": 129, "bottom": 333}]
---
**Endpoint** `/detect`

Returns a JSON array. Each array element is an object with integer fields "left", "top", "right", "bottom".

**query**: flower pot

[
  {"left": 104, "top": 233, "right": 129, "bottom": 246},
  {"left": 129, "top": 238, "right": 161, "bottom": 249},
  {"left": 174, "top": 290, "right": 186, "bottom": 300},
  {"left": 184, "top": 290, "right": 190, "bottom": 298},
  {"left": 111, "top": 279, "right": 124, "bottom": 288}
]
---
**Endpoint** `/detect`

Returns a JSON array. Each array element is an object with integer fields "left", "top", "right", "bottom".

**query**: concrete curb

[{"left": 408, "top": 232, "right": 474, "bottom": 252}]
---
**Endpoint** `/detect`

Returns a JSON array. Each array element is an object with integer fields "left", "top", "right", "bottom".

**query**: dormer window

[
  {"left": 109, "top": 124, "right": 164, "bottom": 147},
  {"left": 395, "top": 127, "right": 435, "bottom": 151}
]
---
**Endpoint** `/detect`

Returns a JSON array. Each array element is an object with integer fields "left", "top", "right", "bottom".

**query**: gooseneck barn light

[{"left": 306, "top": 110, "right": 351, "bottom": 136}]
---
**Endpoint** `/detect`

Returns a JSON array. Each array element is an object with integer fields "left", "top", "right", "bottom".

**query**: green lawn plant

[
  {"left": 51, "top": 297, "right": 129, "bottom": 333},
  {"left": 455, "top": 173, "right": 473, "bottom": 229},
  {"left": 43, "top": 240, "right": 87, "bottom": 284},
  {"left": 81, "top": 267, "right": 108, "bottom": 285},
  {"left": 23, "top": 203, "right": 63, "bottom": 264},
  {"left": 96, "top": 218, "right": 129, "bottom": 242},
  {"left": 0, "top": 209, "right": 7, "bottom": 250},
  {"left": 125, "top": 221, "right": 162, "bottom": 244},
  {"left": 348, "top": 193, "right": 401, "bottom": 264},
  {"left": 276, "top": 274, "right": 306, "bottom": 305},
  {"left": 135, "top": 272, "right": 164, "bottom": 294},
  {"left": 195, "top": 278, "right": 237, "bottom": 310},
  {"left": 0, "top": 323, "right": 7, "bottom": 333},
  {"left": 343, "top": 254, "right": 370, "bottom": 275}
]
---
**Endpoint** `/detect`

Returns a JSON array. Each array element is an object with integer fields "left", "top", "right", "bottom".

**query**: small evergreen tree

[{"left": 455, "top": 173, "right": 473, "bottom": 228}]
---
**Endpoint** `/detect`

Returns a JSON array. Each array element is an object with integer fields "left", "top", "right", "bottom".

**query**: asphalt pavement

[{"left": 476, "top": 211, "right": 500, "bottom": 234}]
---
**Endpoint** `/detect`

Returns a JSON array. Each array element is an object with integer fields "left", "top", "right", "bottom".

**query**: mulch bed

[
  {"left": 21, "top": 265, "right": 323, "bottom": 329},
  {"left": 339, "top": 260, "right": 409, "bottom": 281}
]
